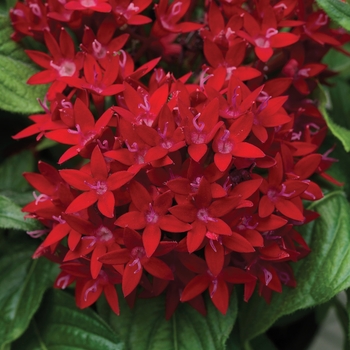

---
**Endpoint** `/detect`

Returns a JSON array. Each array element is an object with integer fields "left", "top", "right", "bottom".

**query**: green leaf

[
  {"left": 317, "top": 84, "right": 350, "bottom": 152},
  {"left": 0, "top": 195, "right": 40, "bottom": 231},
  {"left": 0, "top": 0, "right": 16, "bottom": 15},
  {"left": 13, "top": 290, "right": 124, "bottom": 350},
  {"left": 98, "top": 291, "right": 238, "bottom": 350},
  {"left": 0, "top": 242, "right": 57, "bottom": 347},
  {"left": 239, "top": 191, "right": 350, "bottom": 345},
  {"left": 0, "top": 150, "right": 34, "bottom": 192},
  {"left": 250, "top": 335, "right": 278, "bottom": 350},
  {"left": 0, "top": 16, "right": 47, "bottom": 114},
  {"left": 316, "top": 0, "right": 350, "bottom": 31},
  {"left": 323, "top": 44, "right": 350, "bottom": 79}
]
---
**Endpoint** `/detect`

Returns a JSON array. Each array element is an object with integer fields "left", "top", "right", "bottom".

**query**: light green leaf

[
  {"left": 13, "top": 290, "right": 124, "bottom": 350},
  {"left": 317, "top": 84, "right": 350, "bottom": 152},
  {"left": 239, "top": 191, "right": 350, "bottom": 345},
  {"left": 316, "top": 0, "right": 350, "bottom": 31},
  {"left": 323, "top": 44, "right": 350, "bottom": 79},
  {"left": 0, "top": 16, "right": 47, "bottom": 114},
  {"left": 98, "top": 291, "right": 238, "bottom": 350},
  {"left": 0, "top": 195, "right": 40, "bottom": 231},
  {"left": 0, "top": 242, "right": 57, "bottom": 347}
]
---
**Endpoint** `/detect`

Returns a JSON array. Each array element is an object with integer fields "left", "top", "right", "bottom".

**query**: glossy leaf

[
  {"left": 318, "top": 84, "right": 350, "bottom": 152},
  {"left": 0, "top": 15, "right": 47, "bottom": 114},
  {"left": 0, "top": 195, "right": 40, "bottom": 231},
  {"left": 316, "top": 0, "right": 350, "bottom": 31},
  {"left": 239, "top": 191, "right": 350, "bottom": 345},
  {"left": 0, "top": 242, "right": 56, "bottom": 347},
  {"left": 98, "top": 291, "right": 238, "bottom": 350},
  {"left": 13, "top": 290, "right": 124, "bottom": 350}
]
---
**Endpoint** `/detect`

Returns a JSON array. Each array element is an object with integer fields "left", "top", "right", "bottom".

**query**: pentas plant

[{"left": 3, "top": 0, "right": 350, "bottom": 348}]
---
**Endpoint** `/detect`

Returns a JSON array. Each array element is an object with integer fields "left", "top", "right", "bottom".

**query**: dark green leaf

[
  {"left": 0, "top": 150, "right": 34, "bottom": 192},
  {"left": 0, "top": 195, "right": 40, "bottom": 231},
  {"left": 317, "top": 84, "right": 350, "bottom": 152},
  {"left": 98, "top": 291, "right": 237, "bottom": 350},
  {"left": 239, "top": 191, "right": 350, "bottom": 345},
  {"left": 225, "top": 325, "right": 244, "bottom": 350},
  {"left": 13, "top": 290, "right": 124, "bottom": 350},
  {"left": 0, "top": 242, "right": 57, "bottom": 347},
  {"left": 0, "top": 0, "right": 16, "bottom": 15},
  {"left": 0, "top": 191, "right": 34, "bottom": 206},
  {"left": 0, "top": 15, "right": 47, "bottom": 114},
  {"left": 346, "top": 289, "right": 350, "bottom": 347},
  {"left": 250, "top": 335, "right": 278, "bottom": 350},
  {"left": 316, "top": 0, "right": 350, "bottom": 31}
]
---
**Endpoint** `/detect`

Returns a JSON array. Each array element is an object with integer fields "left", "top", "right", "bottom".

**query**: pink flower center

[
  {"left": 85, "top": 180, "right": 108, "bottom": 195},
  {"left": 50, "top": 60, "right": 76, "bottom": 77},
  {"left": 27, "top": 229, "right": 49, "bottom": 238},
  {"left": 68, "top": 124, "right": 97, "bottom": 147},
  {"left": 84, "top": 282, "right": 98, "bottom": 301},
  {"left": 129, "top": 247, "right": 146, "bottom": 273},
  {"left": 95, "top": 226, "right": 113, "bottom": 242},
  {"left": 197, "top": 208, "right": 217, "bottom": 223},
  {"left": 263, "top": 268, "right": 273, "bottom": 286},
  {"left": 191, "top": 113, "right": 206, "bottom": 144},
  {"left": 206, "top": 231, "right": 222, "bottom": 252},
  {"left": 145, "top": 204, "right": 159, "bottom": 224},
  {"left": 56, "top": 274, "right": 71, "bottom": 289},
  {"left": 92, "top": 40, "right": 107, "bottom": 59},
  {"left": 29, "top": 3, "right": 42, "bottom": 17},
  {"left": 267, "top": 184, "right": 295, "bottom": 202},
  {"left": 81, "top": 0, "right": 96, "bottom": 8},
  {"left": 33, "top": 192, "right": 50, "bottom": 205},
  {"left": 217, "top": 130, "right": 233, "bottom": 154},
  {"left": 255, "top": 37, "right": 270, "bottom": 48}
]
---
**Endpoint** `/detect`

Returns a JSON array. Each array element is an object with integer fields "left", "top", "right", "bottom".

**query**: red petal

[
  {"left": 122, "top": 262, "right": 142, "bottom": 296},
  {"left": 42, "top": 224, "right": 70, "bottom": 247},
  {"left": 188, "top": 143, "right": 207, "bottom": 162},
  {"left": 91, "top": 145, "right": 108, "bottom": 180},
  {"left": 210, "top": 279, "right": 229, "bottom": 315},
  {"left": 275, "top": 198, "right": 304, "bottom": 221},
  {"left": 91, "top": 244, "right": 106, "bottom": 279},
  {"left": 255, "top": 47, "right": 273, "bottom": 62},
  {"left": 104, "top": 284, "right": 120, "bottom": 315},
  {"left": 270, "top": 33, "right": 299, "bottom": 48},
  {"left": 232, "top": 142, "right": 265, "bottom": 158},
  {"left": 214, "top": 153, "right": 231, "bottom": 172},
  {"left": 143, "top": 224, "right": 161, "bottom": 257},
  {"left": 180, "top": 275, "right": 210, "bottom": 301},
  {"left": 115, "top": 211, "right": 146, "bottom": 230},
  {"left": 158, "top": 215, "right": 191, "bottom": 232},
  {"left": 107, "top": 171, "right": 134, "bottom": 190},
  {"left": 98, "top": 248, "right": 130, "bottom": 264},
  {"left": 169, "top": 204, "right": 197, "bottom": 222},
  {"left": 206, "top": 218, "right": 232, "bottom": 235},
  {"left": 97, "top": 191, "right": 115, "bottom": 218},
  {"left": 205, "top": 242, "right": 224, "bottom": 276},
  {"left": 187, "top": 221, "right": 207, "bottom": 253},
  {"left": 142, "top": 257, "right": 173, "bottom": 280},
  {"left": 65, "top": 191, "right": 98, "bottom": 213},
  {"left": 258, "top": 195, "right": 274, "bottom": 218},
  {"left": 222, "top": 232, "right": 255, "bottom": 252},
  {"left": 59, "top": 169, "right": 91, "bottom": 190}
]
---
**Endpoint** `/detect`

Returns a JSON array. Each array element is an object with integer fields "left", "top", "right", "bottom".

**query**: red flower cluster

[{"left": 12, "top": 0, "right": 347, "bottom": 318}]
